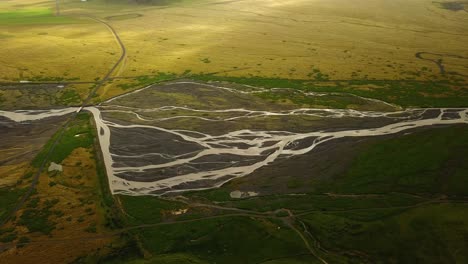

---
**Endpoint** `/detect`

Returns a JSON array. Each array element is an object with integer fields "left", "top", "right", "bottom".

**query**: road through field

[
  {"left": 0, "top": 15, "right": 126, "bottom": 227},
  {"left": 85, "top": 16, "right": 127, "bottom": 100}
]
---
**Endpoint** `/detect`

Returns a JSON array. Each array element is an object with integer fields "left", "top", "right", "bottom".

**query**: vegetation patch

[
  {"left": 0, "top": 9, "right": 79, "bottom": 25},
  {"left": 119, "top": 195, "right": 184, "bottom": 225},
  {"left": 302, "top": 203, "right": 468, "bottom": 263},
  {"left": 437, "top": 1, "right": 467, "bottom": 11},
  {"left": 0, "top": 231, "right": 17, "bottom": 243},
  {"left": 207, "top": 193, "right": 424, "bottom": 213},
  {"left": 32, "top": 113, "right": 94, "bottom": 167},
  {"left": 0, "top": 187, "right": 26, "bottom": 222},
  {"left": 57, "top": 89, "right": 81, "bottom": 105},
  {"left": 116, "top": 72, "right": 178, "bottom": 91},
  {"left": 192, "top": 75, "right": 468, "bottom": 107},
  {"left": 135, "top": 217, "right": 308, "bottom": 264},
  {"left": 18, "top": 198, "right": 59, "bottom": 235},
  {"left": 126, "top": 253, "right": 209, "bottom": 264},
  {"left": 107, "top": 0, "right": 184, "bottom": 6}
]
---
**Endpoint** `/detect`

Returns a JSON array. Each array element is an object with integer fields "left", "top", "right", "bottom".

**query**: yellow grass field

[
  {"left": 2, "top": 0, "right": 467, "bottom": 83},
  {"left": 1, "top": 0, "right": 467, "bottom": 101},
  {"left": 102, "top": 0, "right": 468, "bottom": 81},
  {"left": 0, "top": 21, "right": 119, "bottom": 82},
  {"left": 0, "top": 1, "right": 119, "bottom": 82}
]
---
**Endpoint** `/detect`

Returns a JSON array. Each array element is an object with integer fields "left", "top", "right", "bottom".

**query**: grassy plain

[
  {"left": 113, "top": 194, "right": 314, "bottom": 264},
  {"left": 1, "top": 0, "right": 467, "bottom": 108},
  {"left": 135, "top": 216, "right": 310, "bottom": 264},
  {"left": 63, "top": 0, "right": 468, "bottom": 81},
  {"left": 0, "top": 5, "right": 118, "bottom": 83}
]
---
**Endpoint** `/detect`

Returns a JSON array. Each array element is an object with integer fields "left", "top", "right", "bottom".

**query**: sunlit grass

[{"left": 0, "top": 8, "right": 78, "bottom": 25}]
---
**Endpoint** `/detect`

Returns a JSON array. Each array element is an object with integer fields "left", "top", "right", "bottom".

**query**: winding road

[{"left": 415, "top": 52, "right": 468, "bottom": 76}]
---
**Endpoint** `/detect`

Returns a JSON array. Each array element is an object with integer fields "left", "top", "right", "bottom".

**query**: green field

[
  {"left": 31, "top": 113, "right": 93, "bottom": 167},
  {"left": 118, "top": 195, "right": 184, "bottom": 225},
  {"left": 130, "top": 217, "right": 311, "bottom": 264},
  {"left": 317, "top": 125, "right": 468, "bottom": 195},
  {"left": 302, "top": 203, "right": 468, "bottom": 263},
  {"left": 0, "top": 187, "right": 26, "bottom": 223},
  {"left": 0, "top": 9, "right": 79, "bottom": 25}
]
